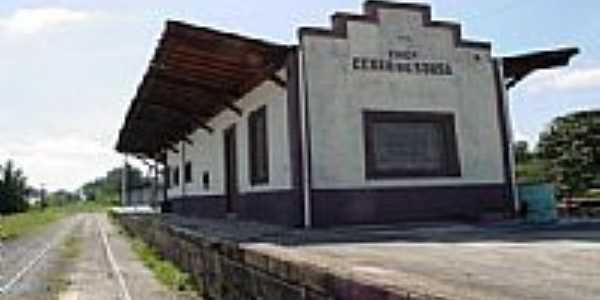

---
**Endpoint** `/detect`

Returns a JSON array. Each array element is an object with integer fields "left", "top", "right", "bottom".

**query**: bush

[
  {"left": 539, "top": 110, "right": 600, "bottom": 200},
  {"left": 0, "top": 160, "right": 29, "bottom": 215}
]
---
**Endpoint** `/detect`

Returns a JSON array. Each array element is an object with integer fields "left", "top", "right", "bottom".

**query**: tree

[
  {"left": 514, "top": 141, "right": 533, "bottom": 163},
  {"left": 514, "top": 140, "right": 550, "bottom": 183},
  {"left": 0, "top": 160, "right": 30, "bottom": 214},
  {"left": 538, "top": 110, "right": 600, "bottom": 200},
  {"left": 80, "top": 165, "right": 146, "bottom": 202},
  {"left": 47, "top": 189, "right": 80, "bottom": 206}
]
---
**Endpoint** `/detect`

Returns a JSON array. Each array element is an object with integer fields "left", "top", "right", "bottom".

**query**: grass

[
  {"left": 584, "top": 190, "right": 600, "bottom": 199},
  {"left": 129, "top": 237, "right": 196, "bottom": 292},
  {"left": 47, "top": 230, "right": 83, "bottom": 295},
  {"left": 0, "top": 201, "right": 110, "bottom": 240},
  {"left": 61, "top": 231, "right": 83, "bottom": 260}
]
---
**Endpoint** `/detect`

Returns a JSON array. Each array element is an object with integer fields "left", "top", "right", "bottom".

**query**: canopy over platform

[
  {"left": 503, "top": 47, "right": 579, "bottom": 89},
  {"left": 116, "top": 21, "right": 291, "bottom": 157},
  {"left": 116, "top": 19, "right": 579, "bottom": 159}
]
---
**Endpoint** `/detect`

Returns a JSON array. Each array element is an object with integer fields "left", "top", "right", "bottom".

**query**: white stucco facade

[
  {"left": 301, "top": 8, "right": 506, "bottom": 190},
  {"left": 115, "top": 1, "right": 527, "bottom": 226},
  {"left": 166, "top": 70, "right": 292, "bottom": 198}
]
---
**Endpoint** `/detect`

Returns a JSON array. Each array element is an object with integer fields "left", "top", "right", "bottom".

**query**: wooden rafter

[
  {"left": 116, "top": 20, "right": 291, "bottom": 155},
  {"left": 144, "top": 101, "right": 214, "bottom": 134},
  {"left": 149, "top": 67, "right": 242, "bottom": 98},
  {"left": 269, "top": 73, "right": 287, "bottom": 88}
]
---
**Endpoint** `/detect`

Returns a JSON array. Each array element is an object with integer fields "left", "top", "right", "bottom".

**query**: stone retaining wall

[{"left": 114, "top": 214, "right": 444, "bottom": 300}]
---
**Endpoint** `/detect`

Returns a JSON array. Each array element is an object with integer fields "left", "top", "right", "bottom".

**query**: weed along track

[
  {"left": 55, "top": 214, "right": 130, "bottom": 300},
  {"left": 57, "top": 214, "right": 195, "bottom": 300},
  {"left": 0, "top": 214, "right": 135, "bottom": 300}
]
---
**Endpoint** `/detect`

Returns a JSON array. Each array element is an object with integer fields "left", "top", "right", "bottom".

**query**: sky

[{"left": 0, "top": 0, "right": 598, "bottom": 191}]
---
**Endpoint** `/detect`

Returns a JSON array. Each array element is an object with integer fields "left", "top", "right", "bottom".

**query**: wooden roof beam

[
  {"left": 163, "top": 53, "right": 255, "bottom": 79},
  {"left": 127, "top": 117, "right": 192, "bottom": 149},
  {"left": 149, "top": 66, "right": 242, "bottom": 98},
  {"left": 197, "top": 122, "right": 215, "bottom": 134},
  {"left": 163, "top": 21, "right": 285, "bottom": 57},
  {"left": 144, "top": 101, "right": 214, "bottom": 134},
  {"left": 502, "top": 47, "right": 579, "bottom": 90},
  {"left": 269, "top": 73, "right": 287, "bottom": 89},
  {"left": 223, "top": 100, "right": 242, "bottom": 116},
  {"left": 165, "top": 144, "right": 180, "bottom": 153}
]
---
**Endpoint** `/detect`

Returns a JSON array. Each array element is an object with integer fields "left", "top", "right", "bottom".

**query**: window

[
  {"left": 248, "top": 106, "right": 269, "bottom": 185},
  {"left": 172, "top": 166, "right": 180, "bottom": 186},
  {"left": 202, "top": 171, "right": 210, "bottom": 190},
  {"left": 165, "top": 166, "right": 171, "bottom": 188},
  {"left": 364, "top": 111, "right": 460, "bottom": 179},
  {"left": 184, "top": 162, "right": 192, "bottom": 183}
]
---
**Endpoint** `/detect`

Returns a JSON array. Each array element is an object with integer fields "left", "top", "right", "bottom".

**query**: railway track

[
  {"left": 0, "top": 214, "right": 133, "bottom": 300},
  {"left": 0, "top": 236, "right": 57, "bottom": 294},
  {"left": 98, "top": 215, "right": 133, "bottom": 300},
  {"left": 0, "top": 216, "right": 79, "bottom": 296}
]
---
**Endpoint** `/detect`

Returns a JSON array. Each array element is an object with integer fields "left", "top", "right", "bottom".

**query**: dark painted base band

[
  {"left": 170, "top": 189, "right": 303, "bottom": 227},
  {"left": 311, "top": 183, "right": 512, "bottom": 227},
  {"left": 170, "top": 184, "right": 512, "bottom": 228}
]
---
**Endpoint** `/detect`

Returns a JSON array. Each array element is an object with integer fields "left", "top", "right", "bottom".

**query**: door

[{"left": 223, "top": 125, "right": 238, "bottom": 215}]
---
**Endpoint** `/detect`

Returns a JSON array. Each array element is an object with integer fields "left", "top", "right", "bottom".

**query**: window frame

[
  {"left": 202, "top": 171, "right": 210, "bottom": 190},
  {"left": 248, "top": 106, "right": 269, "bottom": 185},
  {"left": 363, "top": 110, "right": 461, "bottom": 179},
  {"left": 172, "top": 166, "right": 180, "bottom": 187},
  {"left": 165, "top": 166, "right": 171, "bottom": 189},
  {"left": 184, "top": 161, "right": 192, "bottom": 184}
]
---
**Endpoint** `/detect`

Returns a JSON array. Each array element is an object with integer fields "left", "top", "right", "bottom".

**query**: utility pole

[
  {"left": 40, "top": 183, "right": 47, "bottom": 209},
  {"left": 121, "top": 156, "right": 129, "bottom": 207}
]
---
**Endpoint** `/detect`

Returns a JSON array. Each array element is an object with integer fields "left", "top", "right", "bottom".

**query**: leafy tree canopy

[
  {"left": 514, "top": 140, "right": 534, "bottom": 163},
  {"left": 0, "top": 160, "right": 29, "bottom": 214},
  {"left": 80, "top": 165, "right": 147, "bottom": 202},
  {"left": 538, "top": 110, "right": 600, "bottom": 199}
]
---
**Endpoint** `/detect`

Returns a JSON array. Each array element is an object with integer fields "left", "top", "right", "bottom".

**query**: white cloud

[
  {"left": 522, "top": 67, "right": 600, "bottom": 94},
  {"left": 0, "top": 8, "right": 93, "bottom": 35},
  {"left": 0, "top": 135, "right": 123, "bottom": 191}
]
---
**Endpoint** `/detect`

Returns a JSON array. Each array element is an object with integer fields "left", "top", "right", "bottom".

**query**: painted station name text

[{"left": 352, "top": 50, "right": 453, "bottom": 76}]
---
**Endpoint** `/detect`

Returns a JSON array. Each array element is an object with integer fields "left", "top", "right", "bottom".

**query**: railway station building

[{"left": 116, "top": 1, "right": 578, "bottom": 227}]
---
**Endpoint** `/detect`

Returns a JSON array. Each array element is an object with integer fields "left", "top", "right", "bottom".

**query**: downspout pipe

[
  {"left": 121, "top": 155, "right": 128, "bottom": 206},
  {"left": 181, "top": 142, "right": 186, "bottom": 197},
  {"left": 495, "top": 58, "right": 520, "bottom": 215},
  {"left": 122, "top": 155, "right": 131, "bottom": 207},
  {"left": 299, "top": 44, "right": 312, "bottom": 229},
  {"left": 159, "top": 152, "right": 169, "bottom": 212}
]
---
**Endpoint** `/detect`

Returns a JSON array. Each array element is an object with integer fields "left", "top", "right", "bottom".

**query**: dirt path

[
  {"left": 59, "top": 213, "right": 198, "bottom": 300},
  {"left": 56, "top": 214, "right": 122, "bottom": 300},
  {"left": 1, "top": 213, "right": 199, "bottom": 300},
  {"left": 0, "top": 215, "right": 83, "bottom": 299}
]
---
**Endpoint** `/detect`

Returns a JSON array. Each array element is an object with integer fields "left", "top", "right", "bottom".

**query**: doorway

[{"left": 223, "top": 125, "right": 238, "bottom": 216}]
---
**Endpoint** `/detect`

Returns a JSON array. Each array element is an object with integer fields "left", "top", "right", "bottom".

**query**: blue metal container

[{"left": 517, "top": 183, "right": 558, "bottom": 224}]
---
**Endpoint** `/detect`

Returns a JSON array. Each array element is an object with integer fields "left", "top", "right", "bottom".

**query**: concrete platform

[
  {"left": 287, "top": 221, "right": 600, "bottom": 300},
  {"left": 119, "top": 214, "right": 600, "bottom": 300}
]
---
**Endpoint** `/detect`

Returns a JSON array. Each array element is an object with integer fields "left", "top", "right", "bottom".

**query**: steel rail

[
  {"left": 0, "top": 217, "right": 79, "bottom": 295},
  {"left": 98, "top": 217, "right": 133, "bottom": 300}
]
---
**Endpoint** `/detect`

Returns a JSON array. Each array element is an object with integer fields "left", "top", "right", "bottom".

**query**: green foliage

[
  {"left": 0, "top": 202, "right": 110, "bottom": 240},
  {"left": 81, "top": 165, "right": 146, "bottom": 203},
  {"left": 47, "top": 189, "right": 80, "bottom": 207},
  {"left": 129, "top": 237, "right": 195, "bottom": 292},
  {"left": 539, "top": 110, "right": 600, "bottom": 199},
  {"left": 514, "top": 141, "right": 551, "bottom": 184},
  {"left": 585, "top": 189, "right": 600, "bottom": 199},
  {"left": 0, "top": 160, "right": 29, "bottom": 214},
  {"left": 514, "top": 140, "right": 535, "bottom": 163},
  {"left": 516, "top": 159, "right": 550, "bottom": 184}
]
